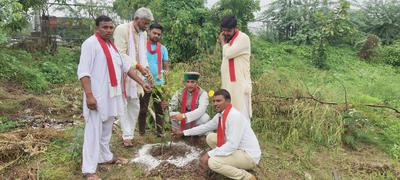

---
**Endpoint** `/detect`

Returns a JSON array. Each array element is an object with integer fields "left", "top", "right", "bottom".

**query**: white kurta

[
  {"left": 169, "top": 89, "right": 210, "bottom": 127},
  {"left": 113, "top": 22, "right": 148, "bottom": 98},
  {"left": 221, "top": 31, "right": 252, "bottom": 119},
  {"left": 113, "top": 23, "right": 147, "bottom": 140},
  {"left": 77, "top": 35, "right": 131, "bottom": 174},
  {"left": 183, "top": 107, "right": 261, "bottom": 164},
  {"left": 77, "top": 35, "right": 131, "bottom": 121}
]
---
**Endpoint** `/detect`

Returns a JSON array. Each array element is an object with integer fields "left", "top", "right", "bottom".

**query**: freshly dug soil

[{"left": 149, "top": 143, "right": 191, "bottom": 160}]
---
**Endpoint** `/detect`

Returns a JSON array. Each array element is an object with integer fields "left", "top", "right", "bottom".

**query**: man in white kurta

[
  {"left": 77, "top": 16, "right": 150, "bottom": 179},
  {"left": 172, "top": 89, "right": 261, "bottom": 180},
  {"left": 113, "top": 7, "right": 154, "bottom": 146},
  {"left": 169, "top": 72, "right": 210, "bottom": 130},
  {"left": 219, "top": 16, "right": 252, "bottom": 119}
]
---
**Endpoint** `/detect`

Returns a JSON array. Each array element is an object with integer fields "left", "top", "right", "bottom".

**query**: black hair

[
  {"left": 150, "top": 23, "right": 163, "bottom": 31},
  {"left": 214, "top": 89, "right": 231, "bottom": 101},
  {"left": 95, "top": 15, "right": 112, "bottom": 26},
  {"left": 220, "top": 15, "right": 237, "bottom": 29}
]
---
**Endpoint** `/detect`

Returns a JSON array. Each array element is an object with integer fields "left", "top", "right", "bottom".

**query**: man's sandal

[
  {"left": 84, "top": 173, "right": 101, "bottom": 180},
  {"left": 123, "top": 139, "right": 134, "bottom": 147},
  {"left": 100, "top": 157, "right": 128, "bottom": 165}
]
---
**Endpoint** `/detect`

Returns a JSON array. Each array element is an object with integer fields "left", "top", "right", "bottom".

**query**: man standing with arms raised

[
  {"left": 114, "top": 7, "right": 154, "bottom": 147},
  {"left": 77, "top": 15, "right": 151, "bottom": 179},
  {"left": 219, "top": 16, "right": 252, "bottom": 119}
]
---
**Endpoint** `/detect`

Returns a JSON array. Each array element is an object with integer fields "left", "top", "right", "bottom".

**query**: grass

[
  {"left": 1, "top": 38, "right": 400, "bottom": 178},
  {"left": 250, "top": 39, "right": 400, "bottom": 159}
]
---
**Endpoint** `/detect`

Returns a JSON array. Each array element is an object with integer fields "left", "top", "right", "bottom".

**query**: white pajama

[
  {"left": 114, "top": 23, "right": 149, "bottom": 140},
  {"left": 77, "top": 35, "right": 132, "bottom": 174},
  {"left": 82, "top": 111, "right": 114, "bottom": 173},
  {"left": 120, "top": 97, "right": 140, "bottom": 140}
]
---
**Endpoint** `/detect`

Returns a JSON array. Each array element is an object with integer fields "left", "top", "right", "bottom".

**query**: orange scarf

[
  {"left": 95, "top": 32, "right": 119, "bottom": 87},
  {"left": 180, "top": 87, "right": 199, "bottom": 130},
  {"left": 228, "top": 31, "right": 239, "bottom": 82},
  {"left": 147, "top": 41, "right": 162, "bottom": 78},
  {"left": 217, "top": 104, "right": 233, "bottom": 147}
]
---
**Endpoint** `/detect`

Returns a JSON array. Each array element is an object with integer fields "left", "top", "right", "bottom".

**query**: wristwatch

[{"left": 182, "top": 113, "right": 186, "bottom": 119}]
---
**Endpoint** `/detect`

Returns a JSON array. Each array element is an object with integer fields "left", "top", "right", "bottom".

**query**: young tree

[
  {"left": 211, "top": 0, "right": 260, "bottom": 32},
  {"left": 352, "top": 0, "right": 400, "bottom": 44},
  {"left": 0, "top": 0, "right": 28, "bottom": 43}
]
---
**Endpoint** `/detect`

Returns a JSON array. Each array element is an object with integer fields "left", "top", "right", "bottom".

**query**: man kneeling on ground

[
  {"left": 168, "top": 72, "right": 210, "bottom": 131},
  {"left": 172, "top": 89, "right": 261, "bottom": 180}
]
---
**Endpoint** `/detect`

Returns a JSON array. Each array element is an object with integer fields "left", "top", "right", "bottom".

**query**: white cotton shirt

[
  {"left": 77, "top": 35, "right": 131, "bottom": 121},
  {"left": 183, "top": 107, "right": 261, "bottom": 164},
  {"left": 169, "top": 90, "right": 209, "bottom": 123}
]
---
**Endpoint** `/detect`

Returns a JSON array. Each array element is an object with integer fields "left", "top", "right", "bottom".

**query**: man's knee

[
  {"left": 208, "top": 157, "right": 221, "bottom": 171},
  {"left": 206, "top": 133, "right": 217, "bottom": 148}
]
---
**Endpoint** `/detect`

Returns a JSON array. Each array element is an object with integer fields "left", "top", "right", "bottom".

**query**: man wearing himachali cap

[
  {"left": 168, "top": 72, "right": 210, "bottom": 130},
  {"left": 172, "top": 89, "right": 261, "bottom": 180}
]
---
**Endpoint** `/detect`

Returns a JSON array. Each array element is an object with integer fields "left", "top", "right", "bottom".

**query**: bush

[
  {"left": 0, "top": 51, "right": 48, "bottom": 93},
  {"left": 379, "top": 41, "right": 400, "bottom": 67},
  {"left": 342, "top": 109, "right": 371, "bottom": 150},
  {"left": 311, "top": 40, "right": 328, "bottom": 69},
  {"left": 0, "top": 47, "right": 78, "bottom": 93},
  {"left": 358, "top": 34, "right": 380, "bottom": 60}
]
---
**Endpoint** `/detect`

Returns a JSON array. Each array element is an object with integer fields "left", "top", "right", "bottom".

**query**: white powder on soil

[{"left": 131, "top": 141, "right": 202, "bottom": 170}]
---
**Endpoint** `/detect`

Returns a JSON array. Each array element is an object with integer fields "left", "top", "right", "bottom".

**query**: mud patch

[{"left": 132, "top": 142, "right": 202, "bottom": 171}]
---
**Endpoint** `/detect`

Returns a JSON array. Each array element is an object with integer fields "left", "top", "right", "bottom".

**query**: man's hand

[
  {"left": 170, "top": 113, "right": 185, "bottom": 121},
  {"left": 171, "top": 127, "right": 183, "bottom": 139},
  {"left": 144, "top": 68, "right": 154, "bottom": 85},
  {"left": 86, "top": 93, "right": 97, "bottom": 110},
  {"left": 161, "top": 100, "right": 168, "bottom": 109},
  {"left": 141, "top": 83, "right": 151, "bottom": 92},
  {"left": 199, "top": 153, "right": 210, "bottom": 173},
  {"left": 218, "top": 32, "right": 226, "bottom": 46}
]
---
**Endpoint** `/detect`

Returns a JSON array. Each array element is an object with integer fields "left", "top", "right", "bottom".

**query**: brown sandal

[
  {"left": 85, "top": 173, "right": 101, "bottom": 180},
  {"left": 123, "top": 139, "right": 134, "bottom": 147}
]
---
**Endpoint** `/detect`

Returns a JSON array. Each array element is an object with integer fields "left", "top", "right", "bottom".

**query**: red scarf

[
  {"left": 95, "top": 32, "right": 119, "bottom": 87},
  {"left": 228, "top": 31, "right": 240, "bottom": 82},
  {"left": 217, "top": 103, "right": 233, "bottom": 147},
  {"left": 180, "top": 87, "right": 199, "bottom": 131},
  {"left": 147, "top": 40, "right": 162, "bottom": 78}
]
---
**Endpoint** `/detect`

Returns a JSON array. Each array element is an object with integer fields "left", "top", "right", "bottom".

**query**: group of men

[{"left": 77, "top": 7, "right": 261, "bottom": 180}]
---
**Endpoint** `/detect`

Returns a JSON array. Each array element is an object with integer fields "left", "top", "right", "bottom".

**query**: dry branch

[{"left": 254, "top": 95, "right": 400, "bottom": 114}]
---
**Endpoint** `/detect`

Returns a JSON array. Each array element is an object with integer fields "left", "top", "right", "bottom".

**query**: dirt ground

[{"left": 1, "top": 83, "right": 400, "bottom": 179}]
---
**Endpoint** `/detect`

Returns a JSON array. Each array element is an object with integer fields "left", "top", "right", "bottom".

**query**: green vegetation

[
  {"left": 1, "top": 0, "right": 400, "bottom": 178},
  {"left": 249, "top": 38, "right": 400, "bottom": 159},
  {"left": 0, "top": 116, "right": 18, "bottom": 133},
  {"left": 0, "top": 47, "right": 79, "bottom": 93}
]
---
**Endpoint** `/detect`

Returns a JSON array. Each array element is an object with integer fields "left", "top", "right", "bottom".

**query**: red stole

[
  {"left": 95, "top": 32, "right": 119, "bottom": 87},
  {"left": 180, "top": 87, "right": 199, "bottom": 131},
  {"left": 147, "top": 40, "right": 162, "bottom": 78},
  {"left": 228, "top": 31, "right": 240, "bottom": 82},
  {"left": 217, "top": 104, "right": 233, "bottom": 147}
]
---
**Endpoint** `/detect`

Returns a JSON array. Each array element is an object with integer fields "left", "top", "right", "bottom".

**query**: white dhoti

[
  {"left": 119, "top": 97, "right": 140, "bottom": 140},
  {"left": 82, "top": 111, "right": 115, "bottom": 174}
]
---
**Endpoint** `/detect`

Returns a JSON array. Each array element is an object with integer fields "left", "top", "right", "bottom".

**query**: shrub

[
  {"left": 311, "top": 40, "right": 329, "bottom": 69},
  {"left": 0, "top": 51, "right": 48, "bottom": 93},
  {"left": 358, "top": 34, "right": 380, "bottom": 60},
  {"left": 379, "top": 41, "right": 400, "bottom": 67}
]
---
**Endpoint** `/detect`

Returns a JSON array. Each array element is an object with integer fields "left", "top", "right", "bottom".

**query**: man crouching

[{"left": 172, "top": 89, "right": 261, "bottom": 180}]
